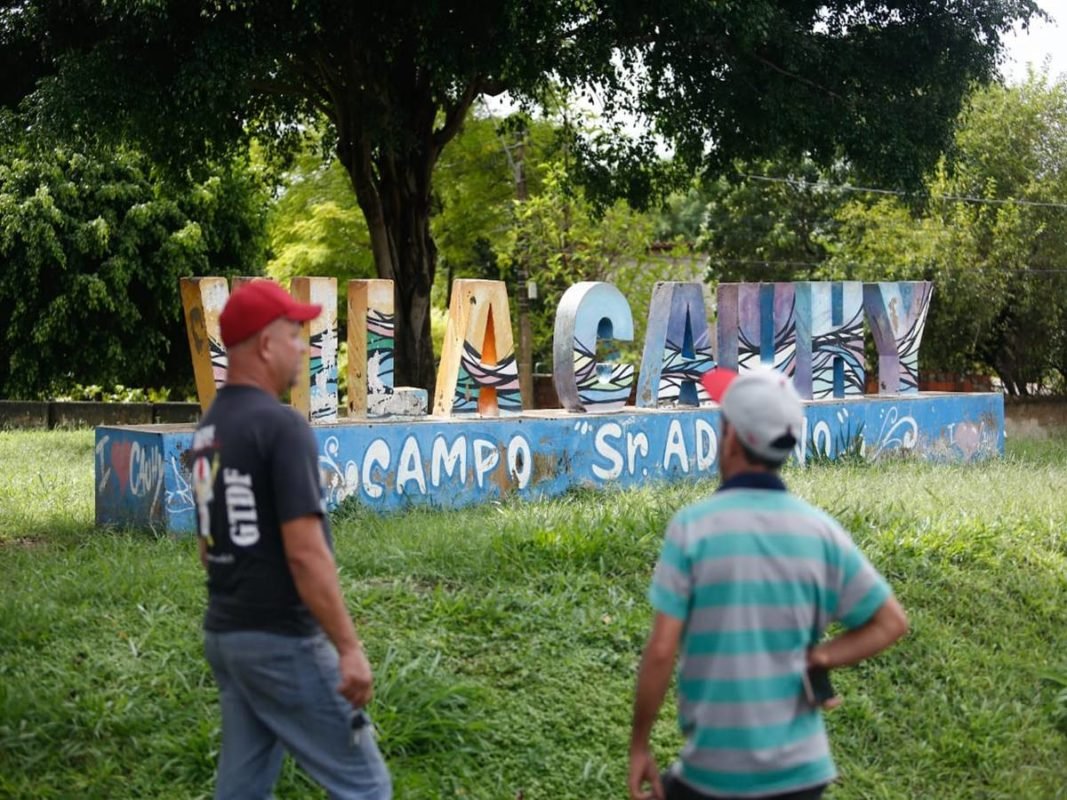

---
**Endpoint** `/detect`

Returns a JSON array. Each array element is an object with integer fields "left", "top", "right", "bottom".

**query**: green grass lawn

[{"left": 1, "top": 427, "right": 1065, "bottom": 799}]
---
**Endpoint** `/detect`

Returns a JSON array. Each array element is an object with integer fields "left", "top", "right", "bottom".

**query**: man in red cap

[
  {"left": 628, "top": 366, "right": 907, "bottom": 800},
  {"left": 191, "top": 279, "right": 391, "bottom": 799}
]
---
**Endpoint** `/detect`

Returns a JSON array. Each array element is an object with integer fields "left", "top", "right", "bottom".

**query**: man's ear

[
  {"left": 253, "top": 326, "right": 274, "bottom": 360},
  {"left": 720, "top": 419, "right": 738, "bottom": 459}
]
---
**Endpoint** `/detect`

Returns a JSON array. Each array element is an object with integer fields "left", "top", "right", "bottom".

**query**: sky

[{"left": 1001, "top": 0, "right": 1067, "bottom": 83}]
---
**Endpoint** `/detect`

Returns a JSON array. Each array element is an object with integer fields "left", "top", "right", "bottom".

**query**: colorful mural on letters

[
  {"left": 863, "top": 281, "right": 933, "bottom": 394},
  {"left": 290, "top": 277, "right": 339, "bottom": 422},
  {"left": 347, "top": 279, "right": 395, "bottom": 416},
  {"left": 180, "top": 277, "right": 229, "bottom": 411},
  {"left": 434, "top": 280, "right": 521, "bottom": 416},
  {"left": 100, "top": 275, "right": 1000, "bottom": 531},
  {"left": 181, "top": 276, "right": 941, "bottom": 416},
  {"left": 553, "top": 282, "right": 635, "bottom": 413},
  {"left": 453, "top": 345, "right": 522, "bottom": 414},
  {"left": 718, "top": 283, "right": 797, "bottom": 376},
  {"left": 637, "top": 282, "right": 716, "bottom": 407},
  {"left": 794, "top": 281, "right": 866, "bottom": 399}
]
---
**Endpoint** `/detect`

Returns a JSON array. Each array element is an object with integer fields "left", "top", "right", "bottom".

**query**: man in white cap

[
  {"left": 628, "top": 366, "right": 908, "bottom": 800},
  {"left": 191, "top": 279, "right": 391, "bottom": 799}
]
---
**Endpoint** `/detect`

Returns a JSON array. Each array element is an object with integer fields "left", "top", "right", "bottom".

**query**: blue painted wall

[{"left": 95, "top": 393, "right": 1003, "bottom": 535}]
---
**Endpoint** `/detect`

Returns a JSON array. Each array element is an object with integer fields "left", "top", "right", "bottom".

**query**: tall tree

[{"left": 1, "top": 0, "right": 1040, "bottom": 392}]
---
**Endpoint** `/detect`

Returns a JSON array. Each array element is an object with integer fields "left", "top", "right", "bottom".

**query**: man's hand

[
  {"left": 628, "top": 745, "right": 663, "bottom": 800},
  {"left": 337, "top": 645, "right": 373, "bottom": 709},
  {"left": 629, "top": 614, "right": 682, "bottom": 799},
  {"left": 806, "top": 649, "right": 842, "bottom": 711}
]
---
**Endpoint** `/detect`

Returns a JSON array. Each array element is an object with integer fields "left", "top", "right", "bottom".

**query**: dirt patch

[{"left": 0, "top": 536, "right": 47, "bottom": 550}]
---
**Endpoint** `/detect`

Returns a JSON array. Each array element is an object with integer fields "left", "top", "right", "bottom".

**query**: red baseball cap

[
  {"left": 219, "top": 279, "right": 322, "bottom": 348},
  {"left": 700, "top": 366, "right": 739, "bottom": 403}
]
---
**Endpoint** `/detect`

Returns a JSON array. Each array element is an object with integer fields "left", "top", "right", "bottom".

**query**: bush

[{"left": 0, "top": 145, "right": 267, "bottom": 399}]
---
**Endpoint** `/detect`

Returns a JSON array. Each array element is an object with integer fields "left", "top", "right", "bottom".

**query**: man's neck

[
  {"left": 718, "top": 471, "right": 787, "bottom": 492},
  {"left": 223, "top": 362, "right": 279, "bottom": 398},
  {"left": 719, "top": 461, "right": 776, "bottom": 483}
]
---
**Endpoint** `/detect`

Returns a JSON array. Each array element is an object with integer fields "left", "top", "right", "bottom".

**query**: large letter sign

[
  {"left": 553, "top": 282, "right": 635, "bottom": 413},
  {"left": 636, "top": 282, "right": 715, "bottom": 407},
  {"left": 180, "top": 277, "right": 229, "bottom": 411},
  {"left": 290, "top": 277, "right": 339, "bottom": 422},
  {"left": 434, "top": 279, "right": 522, "bottom": 417},
  {"left": 863, "top": 281, "right": 933, "bottom": 394},
  {"left": 182, "top": 277, "right": 942, "bottom": 418},
  {"left": 717, "top": 282, "right": 797, "bottom": 375},
  {"left": 347, "top": 279, "right": 396, "bottom": 416},
  {"left": 794, "top": 281, "right": 866, "bottom": 399}
]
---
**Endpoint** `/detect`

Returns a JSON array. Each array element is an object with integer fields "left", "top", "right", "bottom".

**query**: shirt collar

[{"left": 718, "top": 471, "right": 787, "bottom": 493}]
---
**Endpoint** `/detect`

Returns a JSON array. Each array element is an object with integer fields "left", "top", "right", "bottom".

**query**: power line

[
  {"left": 642, "top": 252, "right": 1067, "bottom": 273},
  {"left": 690, "top": 255, "right": 1067, "bottom": 274},
  {"left": 742, "top": 174, "right": 1067, "bottom": 211}
]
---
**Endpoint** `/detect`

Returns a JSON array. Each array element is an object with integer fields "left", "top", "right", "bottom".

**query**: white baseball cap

[{"left": 701, "top": 366, "right": 805, "bottom": 463}]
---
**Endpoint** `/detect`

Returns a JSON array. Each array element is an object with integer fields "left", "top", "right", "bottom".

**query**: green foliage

[
  {"left": 2, "top": 428, "right": 1067, "bottom": 798},
  {"left": 0, "top": 144, "right": 268, "bottom": 399},
  {"left": 820, "top": 167, "right": 1007, "bottom": 376},
  {"left": 1042, "top": 668, "right": 1067, "bottom": 735},
  {"left": 431, "top": 113, "right": 540, "bottom": 298},
  {"left": 266, "top": 144, "right": 376, "bottom": 294},
  {"left": 697, "top": 157, "right": 853, "bottom": 283},
  {"left": 53, "top": 384, "right": 172, "bottom": 403},
  {"left": 2, "top": 0, "right": 1041, "bottom": 391},
  {"left": 947, "top": 71, "right": 1067, "bottom": 392},
  {"left": 496, "top": 160, "right": 656, "bottom": 368},
  {"left": 826, "top": 71, "right": 1067, "bottom": 388}
]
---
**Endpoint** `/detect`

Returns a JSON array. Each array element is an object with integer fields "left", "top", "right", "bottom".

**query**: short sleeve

[
  {"left": 270, "top": 411, "right": 325, "bottom": 524},
  {"left": 833, "top": 538, "right": 892, "bottom": 630},
  {"left": 648, "top": 517, "right": 693, "bottom": 620}
]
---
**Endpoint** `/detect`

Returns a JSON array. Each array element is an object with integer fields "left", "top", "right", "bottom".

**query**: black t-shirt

[{"left": 191, "top": 385, "right": 332, "bottom": 636}]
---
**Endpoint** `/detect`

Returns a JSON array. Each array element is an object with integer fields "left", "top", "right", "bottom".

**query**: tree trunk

[
  {"left": 327, "top": 73, "right": 481, "bottom": 399},
  {"left": 338, "top": 137, "right": 438, "bottom": 398},
  {"left": 381, "top": 188, "right": 437, "bottom": 398}
]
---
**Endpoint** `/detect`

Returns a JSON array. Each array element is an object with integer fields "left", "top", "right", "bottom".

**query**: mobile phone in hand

[{"left": 802, "top": 666, "right": 836, "bottom": 706}]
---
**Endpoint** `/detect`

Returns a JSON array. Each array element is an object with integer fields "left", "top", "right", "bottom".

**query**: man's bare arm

[
  {"left": 810, "top": 595, "right": 909, "bottom": 669},
  {"left": 629, "top": 613, "right": 685, "bottom": 800},
  {"left": 281, "top": 514, "right": 372, "bottom": 707}
]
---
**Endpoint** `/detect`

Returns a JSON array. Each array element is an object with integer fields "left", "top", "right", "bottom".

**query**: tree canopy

[
  {"left": 837, "top": 69, "right": 1067, "bottom": 393},
  {"left": 677, "top": 69, "right": 1067, "bottom": 393},
  {"left": 1, "top": 0, "right": 1042, "bottom": 392}
]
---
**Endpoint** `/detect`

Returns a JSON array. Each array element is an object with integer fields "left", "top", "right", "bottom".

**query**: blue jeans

[{"left": 204, "top": 629, "right": 392, "bottom": 800}]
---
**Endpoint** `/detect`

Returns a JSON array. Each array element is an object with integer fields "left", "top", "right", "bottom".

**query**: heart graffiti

[{"left": 109, "top": 441, "right": 134, "bottom": 496}]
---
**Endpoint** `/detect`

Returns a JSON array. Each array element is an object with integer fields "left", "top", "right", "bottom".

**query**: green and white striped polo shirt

[{"left": 650, "top": 473, "right": 891, "bottom": 798}]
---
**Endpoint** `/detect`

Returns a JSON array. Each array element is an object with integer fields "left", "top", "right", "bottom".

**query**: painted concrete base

[
  {"left": 366, "top": 386, "right": 428, "bottom": 417},
  {"left": 95, "top": 392, "right": 1004, "bottom": 534}
]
